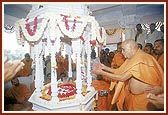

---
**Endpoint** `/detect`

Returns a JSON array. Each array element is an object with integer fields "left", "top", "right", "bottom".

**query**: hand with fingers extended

[
  {"left": 145, "top": 85, "right": 164, "bottom": 110},
  {"left": 91, "top": 63, "right": 105, "bottom": 75},
  {"left": 4, "top": 57, "right": 25, "bottom": 83},
  {"left": 147, "top": 93, "right": 164, "bottom": 110}
]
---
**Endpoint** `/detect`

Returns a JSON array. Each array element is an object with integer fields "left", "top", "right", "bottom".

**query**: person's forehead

[
  {"left": 154, "top": 41, "right": 162, "bottom": 45},
  {"left": 144, "top": 46, "right": 150, "bottom": 49}
]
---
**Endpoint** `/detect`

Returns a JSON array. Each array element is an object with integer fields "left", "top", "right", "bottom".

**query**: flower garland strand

[
  {"left": 80, "top": 36, "right": 85, "bottom": 42},
  {"left": 60, "top": 14, "right": 69, "bottom": 30},
  {"left": 71, "top": 18, "right": 77, "bottom": 31},
  {"left": 95, "top": 21, "right": 107, "bottom": 46},
  {"left": 15, "top": 13, "right": 106, "bottom": 46},
  {"left": 60, "top": 14, "right": 77, "bottom": 32},
  {"left": 25, "top": 17, "right": 38, "bottom": 36},
  {"left": 57, "top": 14, "right": 87, "bottom": 38},
  {"left": 99, "top": 27, "right": 102, "bottom": 38},
  {"left": 15, "top": 13, "right": 49, "bottom": 42}
]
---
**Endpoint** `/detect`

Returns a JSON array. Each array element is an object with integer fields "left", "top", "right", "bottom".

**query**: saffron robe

[
  {"left": 16, "top": 58, "right": 33, "bottom": 77},
  {"left": 56, "top": 56, "right": 65, "bottom": 80},
  {"left": 110, "top": 49, "right": 164, "bottom": 111},
  {"left": 157, "top": 53, "right": 164, "bottom": 71},
  {"left": 111, "top": 52, "right": 125, "bottom": 68},
  {"left": 92, "top": 79, "right": 113, "bottom": 111},
  {"left": 5, "top": 83, "right": 32, "bottom": 110},
  {"left": 152, "top": 53, "right": 164, "bottom": 71}
]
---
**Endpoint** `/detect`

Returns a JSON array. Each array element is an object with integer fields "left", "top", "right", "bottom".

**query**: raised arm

[
  {"left": 4, "top": 59, "right": 25, "bottom": 83},
  {"left": 91, "top": 65, "right": 132, "bottom": 82},
  {"left": 92, "top": 63, "right": 116, "bottom": 73}
]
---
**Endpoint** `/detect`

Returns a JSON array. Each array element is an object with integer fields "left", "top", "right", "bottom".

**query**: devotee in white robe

[{"left": 146, "top": 23, "right": 163, "bottom": 45}]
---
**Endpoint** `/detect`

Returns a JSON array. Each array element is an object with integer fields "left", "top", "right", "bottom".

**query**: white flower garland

[
  {"left": 95, "top": 21, "right": 107, "bottom": 46},
  {"left": 15, "top": 12, "right": 106, "bottom": 46},
  {"left": 57, "top": 15, "right": 87, "bottom": 39},
  {"left": 15, "top": 22, "right": 24, "bottom": 45},
  {"left": 90, "top": 17, "right": 96, "bottom": 42},
  {"left": 48, "top": 13, "right": 57, "bottom": 41},
  {"left": 89, "top": 17, "right": 106, "bottom": 46},
  {"left": 98, "top": 27, "right": 107, "bottom": 46},
  {"left": 15, "top": 13, "right": 50, "bottom": 42}
]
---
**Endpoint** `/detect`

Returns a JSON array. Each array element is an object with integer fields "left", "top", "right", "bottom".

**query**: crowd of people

[
  {"left": 91, "top": 23, "right": 164, "bottom": 111},
  {"left": 3, "top": 22, "right": 164, "bottom": 111},
  {"left": 3, "top": 52, "right": 76, "bottom": 111}
]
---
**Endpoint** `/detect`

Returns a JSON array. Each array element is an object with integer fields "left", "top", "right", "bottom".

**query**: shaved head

[
  {"left": 121, "top": 39, "right": 138, "bottom": 59},
  {"left": 122, "top": 39, "right": 138, "bottom": 50}
]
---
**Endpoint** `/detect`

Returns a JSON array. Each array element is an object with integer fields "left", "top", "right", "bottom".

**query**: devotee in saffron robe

[
  {"left": 4, "top": 77, "right": 32, "bottom": 111},
  {"left": 16, "top": 53, "right": 33, "bottom": 77},
  {"left": 56, "top": 52, "right": 66, "bottom": 80},
  {"left": 111, "top": 52, "right": 125, "bottom": 69},
  {"left": 91, "top": 39, "right": 164, "bottom": 111},
  {"left": 92, "top": 75, "right": 112, "bottom": 111},
  {"left": 91, "top": 49, "right": 112, "bottom": 111},
  {"left": 153, "top": 39, "right": 164, "bottom": 71},
  {"left": 111, "top": 42, "right": 126, "bottom": 69}
]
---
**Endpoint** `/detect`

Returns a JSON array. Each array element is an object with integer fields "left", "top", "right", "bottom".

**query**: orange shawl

[
  {"left": 92, "top": 79, "right": 112, "bottom": 111},
  {"left": 111, "top": 52, "right": 125, "bottom": 68},
  {"left": 110, "top": 49, "right": 164, "bottom": 111},
  {"left": 157, "top": 53, "right": 164, "bottom": 71},
  {"left": 16, "top": 58, "right": 33, "bottom": 77},
  {"left": 5, "top": 84, "right": 31, "bottom": 103}
]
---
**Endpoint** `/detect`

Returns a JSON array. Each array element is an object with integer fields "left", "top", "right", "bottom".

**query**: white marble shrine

[{"left": 15, "top": 4, "right": 107, "bottom": 111}]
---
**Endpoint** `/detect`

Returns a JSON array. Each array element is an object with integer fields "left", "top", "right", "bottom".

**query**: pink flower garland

[
  {"left": 99, "top": 27, "right": 102, "bottom": 38},
  {"left": 60, "top": 14, "right": 77, "bottom": 31},
  {"left": 25, "top": 17, "right": 38, "bottom": 36},
  {"left": 80, "top": 36, "right": 85, "bottom": 42},
  {"left": 90, "top": 40, "right": 96, "bottom": 46},
  {"left": 71, "top": 19, "right": 76, "bottom": 31}
]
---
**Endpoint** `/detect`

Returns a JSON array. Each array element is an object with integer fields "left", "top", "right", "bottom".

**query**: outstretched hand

[
  {"left": 147, "top": 93, "right": 164, "bottom": 110},
  {"left": 91, "top": 63, "right": 105, "bottom": 75},
  {"left": 4, "top": 57, "right": 25, "bottom": 83},
  {"left": 145, "top": 85, "right": 164, "bottom": 110}
]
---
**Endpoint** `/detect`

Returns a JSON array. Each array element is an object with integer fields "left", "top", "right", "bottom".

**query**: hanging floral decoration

[
  {"left": 60, "top": 14, "right": 69, "bottom": 30},
  {"left": 15, "top": 13, "right": 50, "bottom": 43},
  {"left": 17, "top": 28, "right": 25, "bottom": 46},
  {"left": 80, "top": 36, "right": 85, "bottom": 42},
  {"left": 19, "top": 30, "right": 23, "bottom": 39},
  {"left": 72, "top": 19, "right": 77, "bottom": 31},
  {"left": 57, "top": 14, "right": 87, "bottom": 38},
  {"left": 25, "top": 17, "right": 38, "bottom": 36},
  {"left": 90, "top": 40, "right": 96, "bottom": 46},
  {"left": 15, "top": 13, "right": 107, "bottom": 47},
  {"left": 99, "top": 27, "right": 102, "bottom": 38},
  {"left": 96, "top": 26, "right": 107, "bottom": 46},
  {"left": 60, "top": 14, "right": 77, "bottom": 32}
]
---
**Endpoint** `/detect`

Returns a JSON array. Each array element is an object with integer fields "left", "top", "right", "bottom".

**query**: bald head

[
  {"left": 122, "top": 39, "right": 138, "bottom": 49},
  {"left": 121, "top": 39, "right": 138, "bottom": 59}
]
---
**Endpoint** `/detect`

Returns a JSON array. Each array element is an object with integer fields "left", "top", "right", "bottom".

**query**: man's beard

[{"left": 154, "top": 50, "right": 163, "bottom": 55}]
